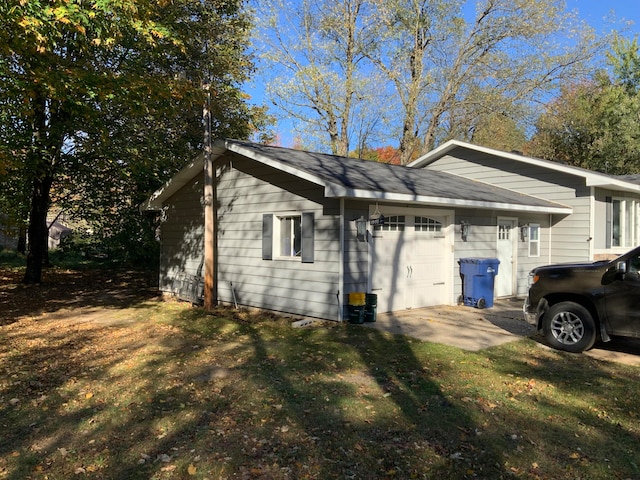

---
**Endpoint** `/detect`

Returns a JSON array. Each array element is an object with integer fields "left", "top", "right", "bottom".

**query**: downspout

[
  {"left": 548, "top": 214, "right": 552, "bottom": 265},
  {"left": 588, "top": 186, "right": 595, "bottom": 260},
  {"left": 338, "top": 198, "right": 345, "bottom": 322}
]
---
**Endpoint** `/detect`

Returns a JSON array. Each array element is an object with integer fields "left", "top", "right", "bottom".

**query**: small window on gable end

[{"left": 528, "top": 224, "right": 540, "bottom": 257}]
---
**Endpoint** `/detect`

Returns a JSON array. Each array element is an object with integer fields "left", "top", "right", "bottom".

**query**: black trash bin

[
  {"left": 459, "top": 258, "right": 500, "bottom": 308},
  {"left": 347, "top": 292, "right": 365, "bottom": 324},
  {"left": 364, "top": 293, "right": 377, "bottom": 322}
]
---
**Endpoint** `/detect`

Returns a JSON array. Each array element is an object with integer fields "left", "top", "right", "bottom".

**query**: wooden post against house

[{"left": 203, "top": 87, "right": 217, "bottom": 310}]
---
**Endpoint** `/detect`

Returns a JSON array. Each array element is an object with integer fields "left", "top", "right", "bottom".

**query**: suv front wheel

[{"left": 543, "top": 302, "right": 597, "bottom": 353}]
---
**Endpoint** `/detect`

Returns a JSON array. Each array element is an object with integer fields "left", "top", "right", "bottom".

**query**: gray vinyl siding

[
  {"left": 514, "top": 214, "right": 552, "bottom": 296},
  {"left": 450, "top": 208, "right": 551, "bottom": 298},
  {"left": 427, "top": 151, "right": 591, "bottom": 263},
  {"left": 450, "top": 209, "right": 497, "bottom": 302},
  {"left": 158, "top": 174, "right": 205, "bottom": 293},
  {"left": 342, "top": 200, "right": 371, "bottom": 296},
  {"left": 216, "top": 153, "right": 342, "bottom": 320}
]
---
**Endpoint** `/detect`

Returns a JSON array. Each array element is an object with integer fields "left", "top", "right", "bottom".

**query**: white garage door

[{"left": 370, "top": 210, "right": 452, "bottom": 314}]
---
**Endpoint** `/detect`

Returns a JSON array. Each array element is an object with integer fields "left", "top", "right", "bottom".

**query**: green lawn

[{"left": 1, "top": 266, "right": 639, "bottom": 479}]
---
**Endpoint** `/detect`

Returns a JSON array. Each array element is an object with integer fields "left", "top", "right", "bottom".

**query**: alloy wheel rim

[{"left": 550, "top": 311, "right": 584, "bottom": 345}]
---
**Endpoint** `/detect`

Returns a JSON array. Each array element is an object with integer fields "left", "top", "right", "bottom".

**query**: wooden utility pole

[{"left": 203, "top": 86, "right": 217, "bottom": 310}]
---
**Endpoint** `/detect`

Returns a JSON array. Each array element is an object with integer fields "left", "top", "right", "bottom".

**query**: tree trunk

[
  {"left": 17, "top": 225, "right": 27, "bottom": 254},
  {"left": 23, "top": 176, "right": 52, "bottom": 284}
]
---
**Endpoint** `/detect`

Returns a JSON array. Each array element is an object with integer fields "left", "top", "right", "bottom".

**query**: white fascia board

[
  {"left": 141, "top": 154, "right": 205, "bottom": 211},
  {"left": 142, "top": 141, "right": 231, "bottom": 211},
  {"left": 408, "top": 139, "right": 466, "bottom": 167},
  {"left": 324, "top": 186, "right": 573, "bottom": 214},
  {"left": 225, "top": 140, "right": 330, "bottom": 189},
  {"left": 585, "top": 177, "right": 640, "bottom": 193}
]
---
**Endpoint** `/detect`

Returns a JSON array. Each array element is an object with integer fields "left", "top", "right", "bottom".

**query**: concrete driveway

[
  {"left": 363, "top": 297, "right": 640, "bottom": 365},
  {"left": 364, "top": 297, "right": 531, "bottom": 351}
]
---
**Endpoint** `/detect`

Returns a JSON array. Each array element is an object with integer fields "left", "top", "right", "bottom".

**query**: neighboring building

[
  {"left": 47, "top": 220, "right": 73, "bottom": 250},
  {"left": 0, "top": 214, "right": 19, "bottom": 250},
  {"left": 144, "top": 139, "right": 580, "bottom": 321}
]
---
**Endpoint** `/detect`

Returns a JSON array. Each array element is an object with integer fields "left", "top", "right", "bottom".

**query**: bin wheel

[{"left": 477, "top": 298, "right": 486, "bottom": 309}]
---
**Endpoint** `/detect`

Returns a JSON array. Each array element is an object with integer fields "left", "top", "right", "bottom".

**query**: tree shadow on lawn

[
  {"left": 482, "top": 340, "right": 640, "bottom": 478},
  {"left": 1, "top": 295, "right": 509, "bottom": 480},
  {"left": 6, "top": 276, "right": 638, "bottom": 479},
  {"left": 0, "top": 268, "right": 160, "bottom": 326},
  {"left": 341, "top": 326, "right": 508, "bottom": 478}
]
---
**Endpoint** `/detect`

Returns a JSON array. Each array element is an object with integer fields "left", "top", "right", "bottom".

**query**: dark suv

[{"left": 524, "top": 246, "right": 640, "bottom": 352}]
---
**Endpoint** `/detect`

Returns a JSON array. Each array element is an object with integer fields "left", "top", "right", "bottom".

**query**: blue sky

[
  {"left": 568, "top": 0, "right": 639, "bottom": 35},
  {"left": 247, "top": 1, "right": 639, "bottom": 148}
]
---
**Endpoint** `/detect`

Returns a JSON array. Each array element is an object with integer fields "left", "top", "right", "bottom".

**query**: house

[
  {"left": 143, "top": 138, "right": 585, "bottom": 321},
  {"left": 47, "top": 220, "right": 72, "bottom": 250},
  {"left": 410, "top": 140, "right": 640, "bottom": 281}
]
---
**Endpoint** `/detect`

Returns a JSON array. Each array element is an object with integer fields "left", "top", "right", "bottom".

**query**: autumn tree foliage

[
  {"left": 0, "top": 0, "right": 264, "bottom": 283},
  {"left": 529, "top": 36, "right": 640, "bottom": 174}
]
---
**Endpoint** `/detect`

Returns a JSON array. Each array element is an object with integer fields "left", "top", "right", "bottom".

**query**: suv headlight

[{"left": 527, "top": 272, "right": 539, "bottom": 288}]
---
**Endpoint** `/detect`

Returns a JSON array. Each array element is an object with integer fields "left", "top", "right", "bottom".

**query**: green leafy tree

[
  {"left": 0, "top": 0, "right": 264, "bottom": 282},
  {"left": 529, "top": 36, "right": 640, "bottom": 174}
]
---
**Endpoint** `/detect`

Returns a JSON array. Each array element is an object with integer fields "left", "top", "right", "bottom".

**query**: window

[
  {"left": 374, "top": 215, "right": 405, "bottom": 231},
  {"left": 262, "top": 212, "right": 315, "bottom": 263},
  {"left": 280, "top": 215, "right": 301, "bottom": 257},
  {"left": 528, "top": 224, "right": 540, "bottom": 257},
  {"left": 498, "top": 224, "right": 510, "bottom": 240},
  {"left": 415, "top": 216, "right": 442, "bottom": 233},
  {"left": 611, "top": 197, "right": 640, "bottom": 248}
]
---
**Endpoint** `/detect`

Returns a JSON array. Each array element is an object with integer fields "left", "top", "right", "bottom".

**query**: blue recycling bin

[{"left": 459, "top": 258, "right": 500, "bottom": 308}]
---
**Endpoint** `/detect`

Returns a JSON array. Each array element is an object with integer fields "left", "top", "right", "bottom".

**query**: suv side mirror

[{"left": 616, "top": 261, "right": 627, "bottom": 279}]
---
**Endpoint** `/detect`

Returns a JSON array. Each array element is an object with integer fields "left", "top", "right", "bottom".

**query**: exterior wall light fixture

[
  {"left": 355, "top": 216, "right": 367, "bottom": 240},
  {"left": 460, "top": 220, "right": 470, "bottom": 242}
]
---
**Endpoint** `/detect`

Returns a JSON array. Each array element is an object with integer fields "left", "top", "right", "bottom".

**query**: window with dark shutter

[
  {"left": 262, "top": 214, "right": 273, "bottom": 260},
  {"left": 301, "top": 212, "right": 315, "bottom": 263}
]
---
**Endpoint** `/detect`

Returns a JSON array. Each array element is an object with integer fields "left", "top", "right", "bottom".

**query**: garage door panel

[
  {"left": 371, "top": 229, "right": 409, "bottom": 312},
  {"left": 371, "top": 214, "right": 450, "bottom": 313}
]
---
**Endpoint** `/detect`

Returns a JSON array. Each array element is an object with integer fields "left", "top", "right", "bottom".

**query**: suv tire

[{"left": 543, "top": 302, "right": 597, "bottom": 353}]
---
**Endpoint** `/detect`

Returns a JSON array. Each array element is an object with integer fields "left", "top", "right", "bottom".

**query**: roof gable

[{"left": 410, "top": 140, "right": 640, "bottom": 194}]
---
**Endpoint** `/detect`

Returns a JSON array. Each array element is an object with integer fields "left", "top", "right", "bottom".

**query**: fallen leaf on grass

[{"left": 188, "top": 463, "right": 197, "bottom": 475}]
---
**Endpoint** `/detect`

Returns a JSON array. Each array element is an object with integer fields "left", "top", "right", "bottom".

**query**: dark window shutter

[
  {"left": 262, "top": 214, "right": 273, "bottom": 260},
  {"left": 605, "top": 196, "right": 612, "bottom": 248},
  {"left": 301, "top": 212, "right": 315, "bottom": 263}
]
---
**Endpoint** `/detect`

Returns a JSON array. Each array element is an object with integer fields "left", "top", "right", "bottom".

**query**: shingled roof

[{"left": 143, "top": 139, "right": 572, "bottom": 214}]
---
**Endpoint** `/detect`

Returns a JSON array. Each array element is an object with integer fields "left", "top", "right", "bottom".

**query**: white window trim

[{"left": 612, "top": 197, "right": 640, "bottom": 249}]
